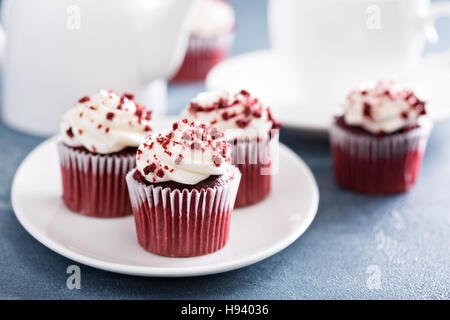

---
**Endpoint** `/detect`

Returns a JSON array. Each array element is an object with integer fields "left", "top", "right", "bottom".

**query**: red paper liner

[
  {"left": 126, "top": 167, "right": 241, "bottom": 257},
  {"left": 58, "top": 142, "right": 136, "bottom": 217},
  {"left": 329, "top": 118, "right": 432, "bottom": 194},
  {"left": 171, "top": 32, "right": 234, "bottom": 82},
  {"left": 232, "top": 133, "right": 278, "bottom": 208}
]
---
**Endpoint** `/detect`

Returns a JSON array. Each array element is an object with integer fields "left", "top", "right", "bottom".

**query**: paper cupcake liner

[
  {"left": 171, "top": 31, "right": 235, "bottom": 82},
  {"left": 232, "top": 133, "right": 279, "bottom": 207},
  {"left": 58, "top": 142, "right": 136, "bottom": 217},
  {"left": 126, "top": 167, "right": 241, "bottom": 257},
  {"left": 329, "top": 119, "right": 432, "bottom": 194}
]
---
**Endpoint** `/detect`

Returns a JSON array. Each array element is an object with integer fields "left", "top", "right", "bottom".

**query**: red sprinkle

[
  {"left": 106, "top": 112, "right": 115, "bottom": 120},
  {"left": 66, "top": 127, "right": 74, "bottom": 138},
  {"left": 401, "top": 111, "right": 409, "bottom": 119},
  {"left": 156, "top": 169, "right": 165, "bottom": 178},
  {"left": 123, "top": 93, "right": 134, "bottom": 100},
  {"left": 236, "top": 118, "right": 250, "bottom": 129},
  {"left": 363, "top": 102, "right": 372, "bottom": 119},
  {"left": 143, "top": 163, "right": 157, "bottom": 175},
  {"left": 78, "top": 96, "right": 90, "bottom": 103}
]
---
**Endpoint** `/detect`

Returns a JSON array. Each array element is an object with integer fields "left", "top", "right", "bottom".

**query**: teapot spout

[{"left": 134, "top": 0, "right": 195, "bottom": 82}]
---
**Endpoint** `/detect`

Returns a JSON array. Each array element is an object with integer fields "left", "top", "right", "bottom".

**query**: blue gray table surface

[{"left": 1, "top": 0, "right": 450, "bottom": 299}]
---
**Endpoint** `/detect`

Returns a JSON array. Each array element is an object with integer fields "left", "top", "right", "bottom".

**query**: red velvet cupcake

[
  {"left": 171, "top": 0, "right": 235, "bottom": 82},
  {"left": 181, "top": 90, "right": 282, "bottom": 207},
  {"left": 329, "top": 81, "right": 432, "bottom": 194},
  {"left": 126, "top": 119, "right": 241, "bottom": 257},
  {"left": 58, "top": 90, "right": 152, "bottom": 217}
]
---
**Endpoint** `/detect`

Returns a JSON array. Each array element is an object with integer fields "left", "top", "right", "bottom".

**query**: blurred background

[
  {"left": 2, "top": 0, "right": 449, "bottom": 135},
  {"left": 168, "top": 0, "right": 450, "bottom": 114}
]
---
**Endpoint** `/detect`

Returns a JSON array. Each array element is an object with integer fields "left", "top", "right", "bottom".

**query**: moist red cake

[
  {"left": 329, "top": 82, "right": 432, "bottom": 194},
  {"left": 126, "top": 119, "right": 241, "bottom": 257}
]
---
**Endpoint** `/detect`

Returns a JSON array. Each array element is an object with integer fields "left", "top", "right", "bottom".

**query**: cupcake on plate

[
  {"left": 126, "top": 119, "right": 241, "bottom": 257},
  {"left": 171, "top": 0, "right": 235, "bottom": 82},
  {"left": 181, "top": 90, "right": 282, "bottom": 207},
  {"left": 329, "top": 81, "right": 432, "bottom": 194},
  {"left": 59, "top": 90, "right": 152, "bottom": 217}
]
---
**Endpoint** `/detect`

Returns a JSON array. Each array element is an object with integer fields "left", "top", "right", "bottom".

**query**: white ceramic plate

[
  {"left": 11, "top": 136, "right": 319, "bottom": 277},
  {"left": 206, "top": 50, "right": 450, "bottom": 132}
]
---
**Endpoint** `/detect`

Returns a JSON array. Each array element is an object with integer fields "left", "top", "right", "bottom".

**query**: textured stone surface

[{"left": 0, "top": 0, "right": 449, "bottom": 299}]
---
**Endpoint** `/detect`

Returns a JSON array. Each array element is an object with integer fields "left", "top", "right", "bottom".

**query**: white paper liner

[
  {"left": 58, "top": 142, "right": 136, "bottom": 217},
  {"left": 126, "top": 166, "right": 241, "bottom": 257},
  {"left": 329, "top": 117, "right": 433, "bottom": 193},
  {"left": 231, "top": 133, "right": 279, "bottom": 207}
]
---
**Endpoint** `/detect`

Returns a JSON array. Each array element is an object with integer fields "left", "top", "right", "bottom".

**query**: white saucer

[
  {"left": 206, "top": 50, "right": 450, "bottom": 132},
  {"left": 11, "top": 136, "right": 319, "bottom": 277}
]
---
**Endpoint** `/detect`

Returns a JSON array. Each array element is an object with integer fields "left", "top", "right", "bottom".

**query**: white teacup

[{"left": 269, "top": 0, "right": 450, "bottom": 109}]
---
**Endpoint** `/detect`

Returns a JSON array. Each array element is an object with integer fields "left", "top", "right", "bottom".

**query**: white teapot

[{"left": 0, "top": 0, "right": 195, "bottom": 135}]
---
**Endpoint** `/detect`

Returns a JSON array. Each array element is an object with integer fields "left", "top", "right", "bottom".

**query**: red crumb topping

[
  {"left": 123, "top": 93, "right": 134, "bottom": 100},
  {"left": 188, "top": 90, "right": 281, "bottom": 131},
  {"left": 66, "top": 127, "right": 74, "bottom": 138},
  {"left": 78, "top": 96, "right": 90, "bottom": 103},
  {"left": 143, "top": 163, "right": 157, "bottom": 175},
  {"left": 138, "top": 120, "right": 232, "bottom": 182},
  {"left": 349, "top": 82, "right": 427, "bottom": 120},
  {"left": 236, "top": 118, "right": 250, "bottom": 129},
  {"left": 78, "top": 129, "right": 83, "bottom": 135},
  {"left": 106, "top": 112, "right": 115, "bottom": 121},
  {"left": 156, "top": 169, "right": 165, "bottom": 178},
  {"left": 363, "top": 102, "right": 372, "bottom": 119}
]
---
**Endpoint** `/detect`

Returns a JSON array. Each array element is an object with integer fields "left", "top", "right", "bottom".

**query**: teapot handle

[{"left": 424, "top": 1, "right": 450, "bottom": 44}]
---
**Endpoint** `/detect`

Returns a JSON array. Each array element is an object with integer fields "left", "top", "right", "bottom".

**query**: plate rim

[{"left": 11, "top": 136, "right": 319, "bottom": 277}]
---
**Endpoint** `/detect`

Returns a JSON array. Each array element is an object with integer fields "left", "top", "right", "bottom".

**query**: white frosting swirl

[
  {"left": 60, "top": 90, "right": 152, "bottom": 154},
  {"left": 344, "top": 81, "right": 427, "bottom": 134},
  {"left": 181, "top": 90, "right": 280, "bottom": 141},
  {"left": 136, "top": 119, "right": 232, "bottom": 185},
  {"left": 190, "top": 0, "right": 235, "bottom": 38}
]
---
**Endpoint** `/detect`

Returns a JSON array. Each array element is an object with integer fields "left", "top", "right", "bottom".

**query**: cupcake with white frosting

[
  {"left": 330, "top": 81, "right": 432, "bottom": 194},
  {"left": 126, "top": 119, "right": 241, "bottom": 257},
  {"left": 58, "top": 90, "right": 152, "bottom": 217},
  {"left": 181, "top": 90, "right": 282, "bottom": 207},
  {"left": 172, "top": 0, "right": 235, "bottom": 82}
]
